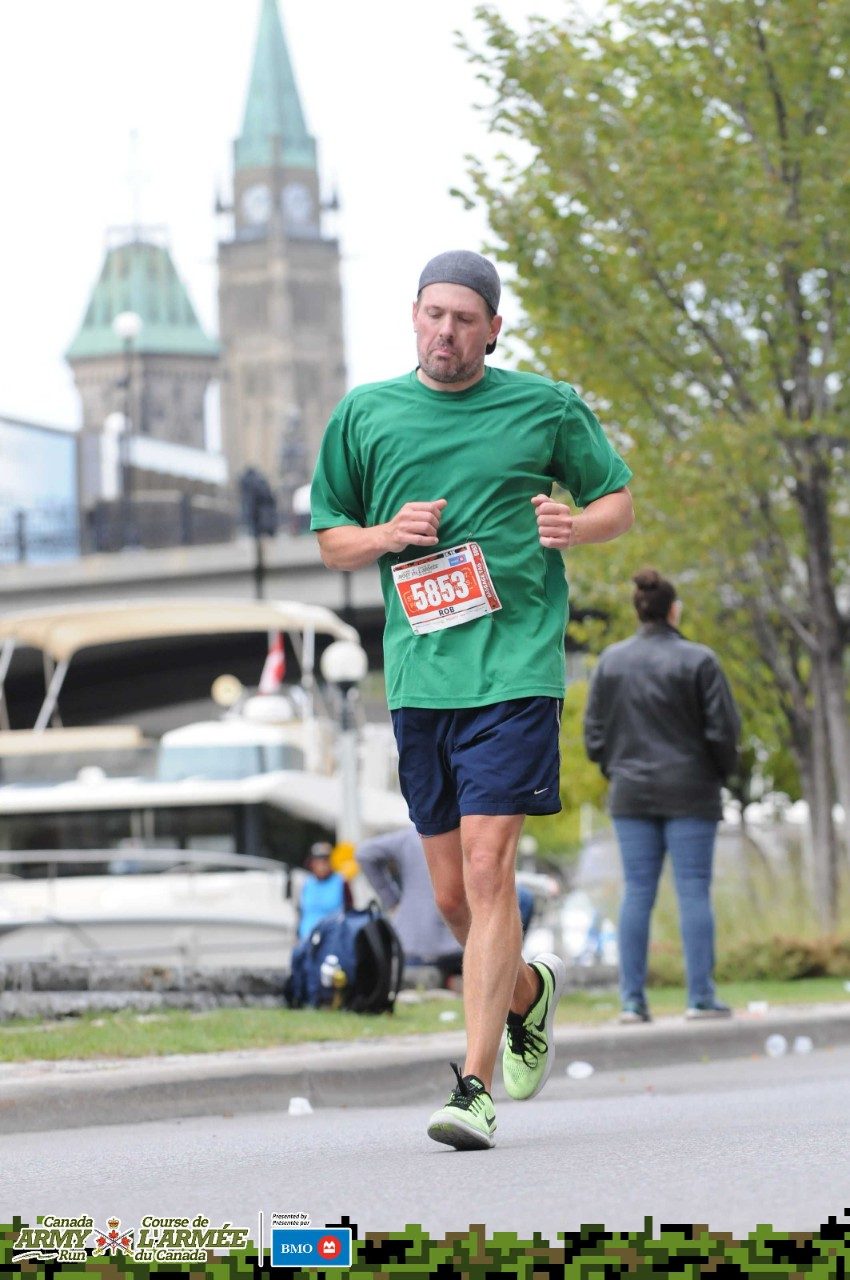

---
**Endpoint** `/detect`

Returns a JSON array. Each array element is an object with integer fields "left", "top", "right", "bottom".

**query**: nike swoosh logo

[
  {"left": 484, "top": 1112, "right": 496, "bottom": 1125},
  {"left": 533, "top": 787, "right": 548, "bottom": 795},
  {"left": 532, "top": 1003, "right": 549, "bottom": 1032}
]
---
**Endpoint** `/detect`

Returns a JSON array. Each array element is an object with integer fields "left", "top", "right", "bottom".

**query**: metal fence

[
  {"left": 0, "top": 484, "right": 315, "bottom": 564},
  {"left": 0, "top": 506, "right": 80, "bottom": 565},
  {"left": 82, "top": 491, "right": 237, "bottom": 554},
  {"left": 0, "top": 493, "right": 243, "bottom": 563}
]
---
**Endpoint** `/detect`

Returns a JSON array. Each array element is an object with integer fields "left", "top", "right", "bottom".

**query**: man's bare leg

[
  {"left": 422, "top": 827, "right": 538, "bottom": 1010},
  {"left": 420, "top": 829, "right": 469, "bottom": 943},
  {"left": 422, "top": 817, "right": 540, "bottom": 1092}
]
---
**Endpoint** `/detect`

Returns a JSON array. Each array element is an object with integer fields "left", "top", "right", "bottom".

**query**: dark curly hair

[{"left": 632, "top": 567, "right": 677, "bottom": 622}]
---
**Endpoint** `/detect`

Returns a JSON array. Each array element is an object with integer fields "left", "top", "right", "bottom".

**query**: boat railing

[
  {"left": 0, "top": 847, "right": 291, "bottom": 879},
  {"left": 0, "top": 915, "right": 297, "bottom": 968}
]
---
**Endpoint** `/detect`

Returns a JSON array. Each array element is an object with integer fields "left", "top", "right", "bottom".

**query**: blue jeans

[{"left": 612, "top": 816, "right": 718, "bottom": 1008}]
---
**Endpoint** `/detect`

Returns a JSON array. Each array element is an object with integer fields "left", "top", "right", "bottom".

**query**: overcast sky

[{"left": 0, "top": 0, "right": 583, "bottom": 434}]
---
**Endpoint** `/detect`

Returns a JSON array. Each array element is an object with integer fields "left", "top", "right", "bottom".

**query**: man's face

[
  {"left": 310, "top": 855, "right": 333, "bottom": 879},
  {"left": 413, "top": 283, "right": 501, "bottom": 388}
]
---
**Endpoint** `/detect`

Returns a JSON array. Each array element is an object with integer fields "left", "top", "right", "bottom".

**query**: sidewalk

[{"left": 2, "top": 1001, "right": 849, "bottom": 1135}]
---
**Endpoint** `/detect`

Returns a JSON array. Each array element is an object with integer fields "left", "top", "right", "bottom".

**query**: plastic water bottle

[
  {"left": 323, "top": 958, "right": 347, "bottom": 1009},
  {"left": 320, "top": 954, "right": 341, "bottom": 988}
]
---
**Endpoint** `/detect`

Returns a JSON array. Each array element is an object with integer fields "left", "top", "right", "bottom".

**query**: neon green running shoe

[
  {"left": 502, "top": 952, "right": 567, "bottom": 1101},
  {"left": 427, "top": 1063, "right": 497, "bottom": 1150}
]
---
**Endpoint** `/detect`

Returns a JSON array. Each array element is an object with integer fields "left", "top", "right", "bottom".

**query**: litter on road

[{"left": 288, "top": 1097, "right": 313, "bottom": 1116}]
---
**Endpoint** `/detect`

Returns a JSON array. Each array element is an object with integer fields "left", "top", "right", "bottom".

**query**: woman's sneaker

[
  {"left": 685, "top": 1000, "right": 732, "bottom": 1020},
  {"left": 619, "top": 1000, "right": 651, "bottom": 1024},
  {"left": 427, "top": 1063, "right": 497, "bottom": 1150},
  {"left": 502, "top": 952, "right": 567, "bottom": 1100}
]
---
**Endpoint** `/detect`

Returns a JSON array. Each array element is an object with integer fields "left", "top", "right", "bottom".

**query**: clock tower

[{"left": 218, "top": 0, "right": 346, "bottom": 499}]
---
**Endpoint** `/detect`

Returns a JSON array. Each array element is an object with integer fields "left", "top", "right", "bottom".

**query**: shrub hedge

[{"left": 648, "top": 934, "right": 850, "bottom": 985}]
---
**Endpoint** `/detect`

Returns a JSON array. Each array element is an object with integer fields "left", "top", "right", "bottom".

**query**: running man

[{"left": 311, "top": 250, "right": 633, "bottom": 1149}]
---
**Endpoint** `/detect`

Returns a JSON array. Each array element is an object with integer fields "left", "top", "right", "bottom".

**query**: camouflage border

[{"left": 2, "top": 1213, "right": 849, "bottom": 1279}]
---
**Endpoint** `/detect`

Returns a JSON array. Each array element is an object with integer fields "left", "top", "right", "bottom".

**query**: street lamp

[
  {"left": 238, "top": 467, "right": 279, "bottom": 599},
  {"left": 112, "top": 309, "right": 143, "bottom": 547},
  {"left": 319, "top": 640, "right": 369, "bottom": 846}
]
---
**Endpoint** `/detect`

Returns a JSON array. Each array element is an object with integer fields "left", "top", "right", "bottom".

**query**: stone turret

[{"left": 67, "top": 233, "right": 223, "bottom": 525}]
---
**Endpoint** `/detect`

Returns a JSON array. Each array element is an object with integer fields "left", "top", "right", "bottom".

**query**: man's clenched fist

[
  {"left": 532, "top": 493, "right": 576, "bottom": 549},
  {"left": 383, "top": 499, "right": 448, "bottom": 553}
]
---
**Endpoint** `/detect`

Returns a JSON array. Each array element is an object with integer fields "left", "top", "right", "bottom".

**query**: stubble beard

[{"left": 417, "top": 339, "right": 484, "bottom": 385}]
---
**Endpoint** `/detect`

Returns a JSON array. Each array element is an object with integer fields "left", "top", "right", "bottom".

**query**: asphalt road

[{"left": 4, "top": 1044, "right": 850, "bottom": 1240}]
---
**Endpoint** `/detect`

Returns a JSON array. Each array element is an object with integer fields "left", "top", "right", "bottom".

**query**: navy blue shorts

[{"left": 390, "top": 697, "right": 562, "bottom": 837}]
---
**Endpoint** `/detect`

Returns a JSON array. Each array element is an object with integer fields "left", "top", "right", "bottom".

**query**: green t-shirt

[{"left": 310, "top": 366, "right": 632, "bottom": 710}]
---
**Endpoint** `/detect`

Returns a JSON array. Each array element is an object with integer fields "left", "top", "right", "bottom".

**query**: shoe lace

[
  {"left": 506, "top": 1018, "right": 547, "bottom": 1068},
  {"left": 447, "top": 1062, "right": 487, "bottom": 1113}
]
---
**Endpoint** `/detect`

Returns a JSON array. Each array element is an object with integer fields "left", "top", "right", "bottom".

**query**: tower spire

[
  {"left": 218, "top": 0, "right": 346, "bottom": 490},
  {"left": 235, "top": 0, "right": 316, "bottom": 171},
  {"left": 127, "top": 129, "right": 145, "bottom": 241}
]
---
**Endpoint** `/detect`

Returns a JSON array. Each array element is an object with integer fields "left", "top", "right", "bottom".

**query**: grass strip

[{"left": 0, "top": 976, "right": 846, "bottom": 1063}]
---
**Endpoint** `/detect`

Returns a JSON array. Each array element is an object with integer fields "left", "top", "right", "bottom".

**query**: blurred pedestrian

[
  {"left": 356, "top": 826, "right": 464, "bottom": 984},
  {"left": 516, "top": 883, "right": 535, "bottom": 937},
  {"left": 583, "top": 568, "right": 741, "bottom": 1023},
  {"left": 297, "top": 841, "right": 352, "bottom": 941},
  {"left": 356, "top": 826, "right": 537, "bottom": 988}
]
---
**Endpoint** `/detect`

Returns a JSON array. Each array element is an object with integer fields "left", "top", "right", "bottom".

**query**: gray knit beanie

[{"left": 417, "top": 250, "right": 501, "bottom": 315}]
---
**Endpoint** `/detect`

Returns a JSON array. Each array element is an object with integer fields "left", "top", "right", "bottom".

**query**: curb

[{"left": 1, "top": 1003, "right": 849, "bottom": 1135}]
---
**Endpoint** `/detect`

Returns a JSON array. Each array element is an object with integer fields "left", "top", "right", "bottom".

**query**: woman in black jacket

[{"left": 583, "top": 568, "right": 741, "bottom": 1023}]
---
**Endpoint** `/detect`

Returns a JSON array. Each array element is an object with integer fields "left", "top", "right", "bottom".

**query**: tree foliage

[
  {"left": 461, "top": 0, "right": 850, "bottom": 921},
  {"left": 525, "top": 678, "right": 608, "bottom": 855}
]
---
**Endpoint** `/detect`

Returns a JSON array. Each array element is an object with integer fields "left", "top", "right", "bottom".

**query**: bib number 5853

[
  {"left": 409, "top": 570, "right": 471, "bottom": 612},
  {"left": 392, "top": 542, "right": 500, "bottom": 636}
]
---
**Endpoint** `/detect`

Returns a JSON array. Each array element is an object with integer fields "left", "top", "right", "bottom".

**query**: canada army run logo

[
  {"left": 93, "top": 1218, "right": 134, "bottom": 1256},
  {"left": 13, "top": 1215, "right": 250, "bottom": 1264}
]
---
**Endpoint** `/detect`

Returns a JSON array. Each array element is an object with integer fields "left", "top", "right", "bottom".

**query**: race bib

[{"left": 391, "top": 542, "right": 502, "bottom": 636}]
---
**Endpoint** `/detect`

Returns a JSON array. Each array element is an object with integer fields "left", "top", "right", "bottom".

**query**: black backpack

[{"left": 286, "top": 904, "right": 404, "bottom": 1014}]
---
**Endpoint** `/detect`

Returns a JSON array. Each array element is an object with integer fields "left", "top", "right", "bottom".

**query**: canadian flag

[{"left": 258, "top": 631, "right": 286, "bottom": 693}]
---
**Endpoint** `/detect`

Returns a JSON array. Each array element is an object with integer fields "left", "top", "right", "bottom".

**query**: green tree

[
  {"left": 525, "top": 679, "right": 608, "bottom": 855},
  {"left": 461, "top": 0, "right": 850, "bottom": 924}
]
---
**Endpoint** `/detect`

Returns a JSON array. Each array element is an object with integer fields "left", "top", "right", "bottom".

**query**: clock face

[
  {"left": 240, "top": 182, "right": 272, "bottom": 225},
  {"left": 281, "top": 181, "right": 314, "bottom": 228}
]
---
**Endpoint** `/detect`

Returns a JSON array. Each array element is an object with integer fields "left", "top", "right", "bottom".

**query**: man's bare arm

[
  {"left": 317, "top": 499, "right": 448, "bottom": 570},
  {"left": 532, "top": 487, "right": 634, "bottom": 550}
]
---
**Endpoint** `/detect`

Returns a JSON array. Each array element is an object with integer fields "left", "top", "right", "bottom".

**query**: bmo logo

[{"left": 271, "top": 1227, "right": 352, "bottom": 1268}]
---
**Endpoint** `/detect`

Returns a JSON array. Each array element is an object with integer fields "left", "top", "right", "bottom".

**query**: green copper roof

[
  {"left": 66, "top": 240, "right": 219, "bottom": 361},
  {"left": 235, "top": 0, "right": 316, "bottom": 171}
]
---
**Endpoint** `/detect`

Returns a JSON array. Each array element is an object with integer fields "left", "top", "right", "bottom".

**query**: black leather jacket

[{"left": 583, "top": 623, "right": 741, "bottom": 820}]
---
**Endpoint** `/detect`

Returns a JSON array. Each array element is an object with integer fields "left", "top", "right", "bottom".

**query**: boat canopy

[
  {"left": 0, "top": 597, "right": 359, "bottom": 732},
  {"left": 0, "top": 598, "right": 357, "bottom": 662},
  {"left": 0, "top": 726, "right": 146, "bottom": 756}
]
